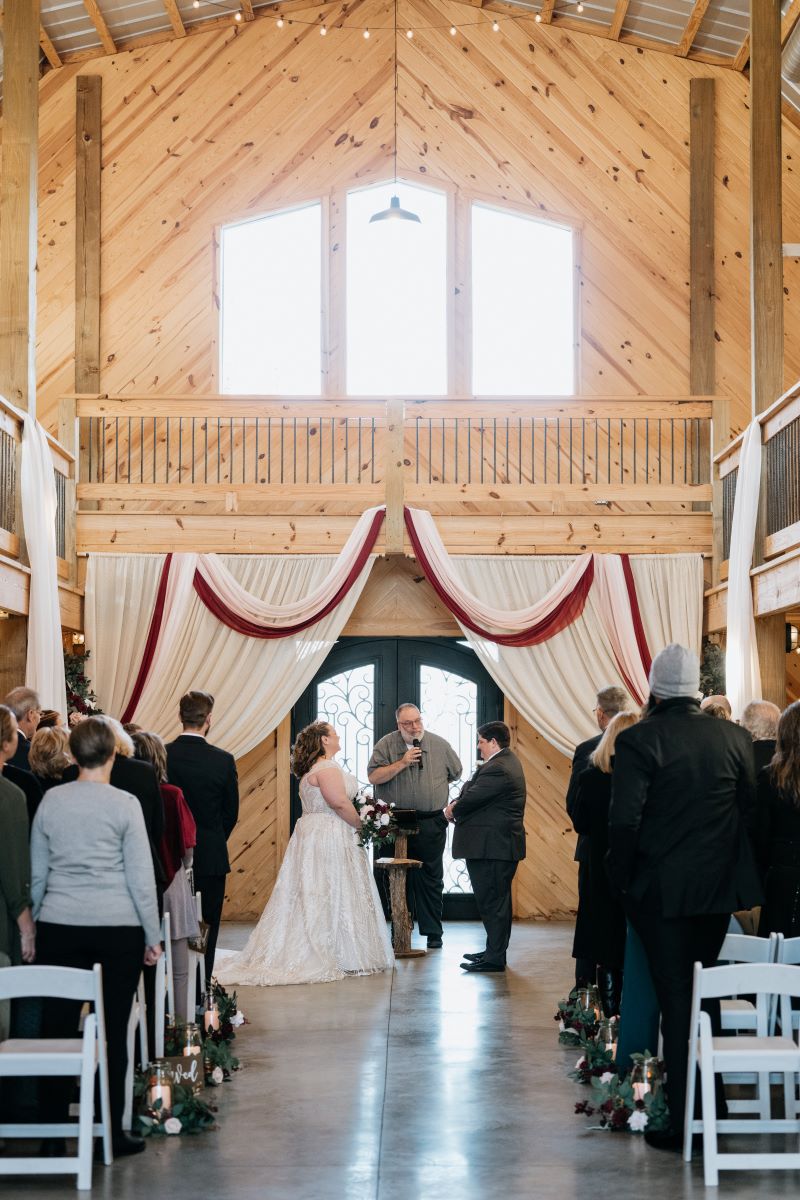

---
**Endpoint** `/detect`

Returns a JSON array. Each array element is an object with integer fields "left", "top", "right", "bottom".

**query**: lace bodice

[{"left": 299, "top": 761, "right": 358, "bottom": 815}]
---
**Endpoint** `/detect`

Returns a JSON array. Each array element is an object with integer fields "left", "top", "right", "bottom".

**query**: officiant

[{"left": 367, "top": 705, "right": 462, "bottom": 949}]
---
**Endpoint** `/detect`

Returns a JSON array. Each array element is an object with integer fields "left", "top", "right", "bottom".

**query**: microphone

[{"left": 412, "top": 737, "right": 423, "bottom": 770}]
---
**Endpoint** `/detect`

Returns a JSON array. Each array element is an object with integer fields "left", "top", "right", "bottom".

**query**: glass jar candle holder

[
  {"left": 146, "top": 1060, "right": 173, "bottom": 1118},
  {"left": 203, "top": 991, "right": 220, "bottom": 1034},
  {"left": 595, "top": 1016, "right": 619, "bottom": 1055},
  {"left": 630, "top": 1055, "right": 662, "bottom": 1102},
  {"left": 573, "top": 984, "right": 602, "bottom": 1020},
  {"left": 181, "top": 1021, "right": 203, "bottom": 1060}
]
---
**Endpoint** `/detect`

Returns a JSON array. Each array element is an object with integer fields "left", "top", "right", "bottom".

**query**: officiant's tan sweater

[{"left": 367, "top": 731, "right": 462, "bottom": 811}]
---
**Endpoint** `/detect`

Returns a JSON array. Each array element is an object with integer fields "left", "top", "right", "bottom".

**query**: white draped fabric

[
  {"left": 20, "top": 415, "right": 67, "bottom": 717},
  {"left": 85, "top": 555, "right": 164, "bottom": 720},
  {"left": 725, "top": 420, "right": 762, "bottom": 719},
  {"left": 86, "top": 553, "right": 376, "bottom": 758},
  {"left": 442, "top": 555, "right": 703, "bottom": 756}
]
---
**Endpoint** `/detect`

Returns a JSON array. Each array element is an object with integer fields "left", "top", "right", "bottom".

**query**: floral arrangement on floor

[
  {"left": 133, "top": 1073, "right": 217, "bottom": 1137},
  {"left": 352, "top": 788, "right": 398, "bottom": 849},
  {"left": 201, "top": 980, "right": 246, "bottom": 1083},
  {"left": 572, "top": 1049, "right": 671, "bottom": 1135},
  {"left": 554, "top": 989, "right": 601, "bottom": 1045},
  {"left": 569, "top": 1039, "right": 616, "bottom": 1085}
]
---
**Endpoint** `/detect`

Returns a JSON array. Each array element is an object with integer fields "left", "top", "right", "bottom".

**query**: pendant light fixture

[{"left": 370, "top": 0, "right": 421, "bottom": 224}]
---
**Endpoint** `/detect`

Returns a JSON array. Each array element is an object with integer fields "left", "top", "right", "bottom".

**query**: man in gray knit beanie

[{"left": 607, "top": 643, "right": 761, "bottom": 1152}]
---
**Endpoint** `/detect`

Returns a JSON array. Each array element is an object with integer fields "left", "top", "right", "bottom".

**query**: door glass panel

[
  {"left": 419, "top": 665, "right": 477, "bottom": 895},
  {"left": 316, "top": 664, "right": 375, "bottom": 784}
]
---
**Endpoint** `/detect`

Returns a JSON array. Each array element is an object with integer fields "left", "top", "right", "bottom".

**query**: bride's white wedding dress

[{"left": 215, "top": 761, "right": 394, "bottom": 986}]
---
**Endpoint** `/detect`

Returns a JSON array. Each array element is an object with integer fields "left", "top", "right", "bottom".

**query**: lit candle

[{"left": 204, "top": 1005, "right": 220, "bottom": 1033}]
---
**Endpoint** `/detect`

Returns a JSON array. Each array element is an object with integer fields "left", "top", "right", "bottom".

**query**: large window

[
  {"left": 346, "top": 181, "right": 448, "bottom": 396},
  {"left": 219, "top": 202, "right": 322, "bottom": 395},
  {"left": 471, "top": 203, "right": 575, "bottom": 396}
]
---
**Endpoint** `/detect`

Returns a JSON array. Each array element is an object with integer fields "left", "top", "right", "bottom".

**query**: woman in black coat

[
  {"left": 757, "top": 700, "right": 800, "bottom": 938},
  {"left": 572, "top": 710, "right": 639, "bottom": 1016}
]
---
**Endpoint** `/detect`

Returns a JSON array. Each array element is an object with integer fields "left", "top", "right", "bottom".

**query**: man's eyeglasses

[{"left": 398, "top": 720, "right": 422, "bottom": 728}]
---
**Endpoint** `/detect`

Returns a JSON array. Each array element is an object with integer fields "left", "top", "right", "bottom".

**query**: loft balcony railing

[
  {"left": 68, "top": 395, "right": 714, "bottom": 516},
  {"left": 0, "top": 397, "right": 74, "bottom": 582}
]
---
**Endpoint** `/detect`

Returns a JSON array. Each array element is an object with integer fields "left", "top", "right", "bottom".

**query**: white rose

[
  {"left": 164, "top": 1117, "right": 182, "bottom": 1135},
  {"left": 600, "top": 1072, "right": 615, "bottom": 1084},
  {"left": 210, "top": 1066, "right": 224, "bottom": 1085},
  {"left": 627, "top": 1110, "right": 649, "bottom": 1133},
  {"left": 360, "top": 806, "right": 374, "bottom": 818},
  {"left": 230, "top": 1011, "right": 245, "bottom": 1027},
  {"left": 575, "top": 1057, "right": 586, "bottom": 1070},
  {"left": 558, "top": 1019, "right": 565, "bottom": 1032},
  {"left": 380, "top": 814, "right": 390, "bottom": 826}
]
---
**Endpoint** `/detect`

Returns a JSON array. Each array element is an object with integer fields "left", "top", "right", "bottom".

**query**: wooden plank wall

[
  {"left": 32, "top": 0, "right": 800, "bottom": 439},
  {"left": 222, "top": 559, "right": 581, "bottom": 922}
]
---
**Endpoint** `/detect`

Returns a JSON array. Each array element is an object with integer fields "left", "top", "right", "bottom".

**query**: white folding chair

[
  {"left": 0, "top": 964, "right": 112, "bottom": 1190},
  {"left": 683, "top": 961, "right": 800, "bottom": 1186},
  {"left": 121, "top": 973, "right": 148, "bottom": 1132},
  {"left": 776, "top": 935, "right": 800, "bottom": 1032},
  {"left": 154, "top": 911, "right": 175, "bottom": 1058},
  {"left": 718, "top": 932, "right": 779, "bottom": 1032},
  {"left": 187, "top": 889, "right": 206, "bottom": 1020}
]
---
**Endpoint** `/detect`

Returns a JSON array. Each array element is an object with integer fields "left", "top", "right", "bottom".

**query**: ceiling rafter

[
  {"left": 676, "top": 0, "right": 711, "bottom": 58},
  {"left": 782, "top": 0, "right": 800, "bottom": 47},
  {"left": 163, "top": 0, "right": 186, "bottom": 38},
  {"left": 539, "top": 0, "right": 556, "bottom": 24},
  {"left": 241, "top": 0, "right": 256, "bottom": 18},
  {"left": 83, "top": 0, "right": 117, "bottom": 55},
  {"left": 40, "top": 22, "right": 62, "bottom": 68},
  {"left": 608, "top": 0, "right": 629, "bottom": 42}
]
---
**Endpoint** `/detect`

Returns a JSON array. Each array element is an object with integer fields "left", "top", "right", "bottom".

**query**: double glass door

[{"left": 292, "top": 638, "right": 503, "bottom": 918}]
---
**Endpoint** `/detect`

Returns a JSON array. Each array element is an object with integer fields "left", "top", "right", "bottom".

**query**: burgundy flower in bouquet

[{"left": 352, "top": 789, "right": 398, "bottom": 849}]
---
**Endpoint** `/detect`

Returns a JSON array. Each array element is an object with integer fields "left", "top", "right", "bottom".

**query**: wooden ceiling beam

[
  {"left": 608, "top": 0, "right": 629, "bottom": 42},
  {"left": 538, "top": 0, "right": 556, "bottom": 24},
  {"left": 83, "top": 0, "right": 117, "bottom": 55},
  {"left": 677, "top": 0, "right": 711, "bottom": 58},
  {"left": 163, "top": 0, "right": 186, "bottom": 38},
  {"left": 782, "top": 0, "right": 800, "bottom": 47},
  {"left": 241, "top": 0, "right": 256, "bottom": 18},
  {"left": 731, "top": 34, "right": 750, "bottom": 72},
  {"left": 40, "top": 22, "right": 62, "bottom": 68}
]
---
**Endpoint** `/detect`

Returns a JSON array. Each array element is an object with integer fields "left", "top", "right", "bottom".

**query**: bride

[{"left": 215, "top": 721, "right": 394, "bottom": 986}]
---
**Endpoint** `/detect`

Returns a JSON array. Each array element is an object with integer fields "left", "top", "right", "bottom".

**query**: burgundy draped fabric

[
  {"left": 121, "top": 553, "right": 173, "bottom": 724},
  {"left": 621, "top": 553, "right": 652, "bottom": 678}
]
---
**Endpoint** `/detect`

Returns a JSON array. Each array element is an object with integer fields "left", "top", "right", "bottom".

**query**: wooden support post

[
  {"left": 710, "top": 397, "right": 729, "bottom": 585},
  {"left": 58, "top": 398, "right": 79, "bottom": 587},
  {"left": 75, "top": 76, "right": 102, "bottom": 397},
  {"left": 750, "top": 0, "right": 786, "bottom": 703},
  {"left": 0, "top": 0, "right": 40, "bottom": 416},
  {"left": 384, "top": 398, "right": 405, "bottom": 556},
  {"left": 276, "top": 713, "right": 292, "bottom": 866},
  {"left": 689, "top": 78, "right": 715, "bottom": 499}
]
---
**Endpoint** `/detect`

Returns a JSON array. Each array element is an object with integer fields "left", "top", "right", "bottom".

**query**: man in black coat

[
  {"left": 608, "top": 644, "right": 762, "bottom": 1152},
  {"left": 566, "top": 685, "right": 630, "bottom": 984},
  {"left": 166, "top": 691, "right": 239, "bottom": 982},
  {"left": 446, "top": 721, "right": 526, "bottom": 974}
]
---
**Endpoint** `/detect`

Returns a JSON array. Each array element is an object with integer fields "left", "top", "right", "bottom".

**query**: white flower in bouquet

[
  {"left": 599, "top": 1071, "right": 615, "bottom": 1084},
  {"left": 360, "top": 805, "right": 375, "bottom": 819},
  {"left": 558, "top": 1019, "right": 565, "bottom": 1032},
  {"left": 230, "top": 1010, "right": 245, "bottom": 1027},
  {"left": 380, "top": 814, "right": 391, "bottom": 826},
  {"left": 575, "top": 1057, "right": 586, "bottom": 1071},
  {"left": 627, "top": 1110, "right": 649, "bottom": 1133},
  {"left": 209, "top": 1066, "right": 225, "bottom": 1086},
  {"left": 164, "top": 1117, "right": 182, "bottom": 1135}
]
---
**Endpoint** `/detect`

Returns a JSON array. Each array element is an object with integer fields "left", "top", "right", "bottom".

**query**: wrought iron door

[{"left": 292, "top": 638, "right": 503, "bottom": 920}]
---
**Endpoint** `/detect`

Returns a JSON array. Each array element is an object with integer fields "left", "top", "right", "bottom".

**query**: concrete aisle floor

[{"left": 7, "top": 920, "right": 800, "bottom": 1199}]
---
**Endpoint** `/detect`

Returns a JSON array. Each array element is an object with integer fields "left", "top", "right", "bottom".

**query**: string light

[
  {"left": 234, "top": 9, "right": 242, "bottom": 19},
  {"left": 535, "top": 11, "right": 542, "bottom": 20},
  {"left": 406, "top": 28, "right": 413, "bottom": 38},
  {"left": 492, "top": 20, "right": 500, "bottom": 31},
  {"left": 450, "top": 25, "right": 457, "bottom": 35},
  {"left": 363, "top": 27, "right": 370, "bottom": 37},
  {"left": 320, "top": 23, "right": 327, "bottom": 34},
  {"left": 576, "top": 2, "right": 584, "bottom": 10},
  {"left": 276, "top": 15, "right": 283, "bottom": 26}
]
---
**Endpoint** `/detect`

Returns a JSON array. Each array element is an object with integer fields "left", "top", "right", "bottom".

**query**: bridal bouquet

[{"left": 352, "top": 788, "right": 398, "bottom": 849}]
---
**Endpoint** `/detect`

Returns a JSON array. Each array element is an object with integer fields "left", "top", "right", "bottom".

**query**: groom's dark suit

[{"left": 452, "top": 748, "right": 527, "bottom": 967}]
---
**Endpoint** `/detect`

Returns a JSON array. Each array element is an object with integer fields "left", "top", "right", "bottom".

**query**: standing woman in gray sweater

[{"left": 31, "top": 717, "right": 162, "bottom": 1158}]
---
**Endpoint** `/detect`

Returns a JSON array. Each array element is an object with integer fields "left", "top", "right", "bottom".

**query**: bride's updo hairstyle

[{"left": 291, "top": 721, "right": 332, "bottom": 780}]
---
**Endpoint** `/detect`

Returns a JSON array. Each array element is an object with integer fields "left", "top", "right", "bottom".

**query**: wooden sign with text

[{"left": 163, "top": 1054, "right": 202, "bottom": 1095}]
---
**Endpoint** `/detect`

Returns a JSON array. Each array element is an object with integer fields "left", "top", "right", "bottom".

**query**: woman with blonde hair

[
  {"left": 28, "top": 726, "right": 72, "bottom": 794},
  {"left": 572, "top": 710, "right": 639, "bottom": 1016},
  {"left": 216, "top": 720, "right": 393, "bottom": 986}
]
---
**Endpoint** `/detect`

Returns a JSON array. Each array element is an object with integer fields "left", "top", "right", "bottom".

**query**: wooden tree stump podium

[{"left": 375, "top": 829, "right": 425, "bottom": 959}]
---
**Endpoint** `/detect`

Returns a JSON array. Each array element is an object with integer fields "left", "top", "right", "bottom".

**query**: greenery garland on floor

[
  {"left": 133, "top": 981, "right": 247, "bottom": 1137},
  {"left": 556, "top": 989, "right": 671, "bottom": 1136}
]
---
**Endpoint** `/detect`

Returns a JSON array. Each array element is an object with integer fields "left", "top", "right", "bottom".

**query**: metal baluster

[
  {"left": 518, "top": 417, "right": 522, "bottom": 484},
  {"left": 358, "top": 418, "right": 362, "bottom": 484},
  {"left": 645, "top": 417, "right": 649, "bottom": 483},
  {"left": 319, "top": 417, "right": 323, "bottom": 484},
  {"left": 101, "top": 418, "right": 106, "bottom": 483},
  {"left": 166, "top": 418, "right": 170, "bottom": 483},
  {"left": 242, "top": 418, "right": 246, "bottom": 484},
  {"left": 192, "top": 417, "right": 196, "bottom": 484},
  {"left": 493, "top": 417, "right": 497, "bottom": 484},
  {"left": 371, "top": 419, "right": 375, "bottom": 484},
  {"left": 267, "top": 417, "right": 271, "bottom": 484},
  {"left": 671, "top": 419, "right": 675, "bottom": 485},
  {"left": 467, "top": 419, "right": 471, "bottom": 485},
  {"left": 331, "top": 418, "right": 335, "bottom": 484},
  {"left": 683, "top": 419, "right": 688, "bottom": 484},
  {"left": 306, "top": 418, "right": 310, "bottom": 485},
  {"left": 255, "top": 418, "right": 259, "bottom": 483},
  {"left": 178, "top": 417, "right": 183, "bottom": 485},
  {"left": 204, "top": 417, "right": 208, "bottom": 485},
  {"left": 345, "top": 418, "right": 349, "bottom": 485},
  {"left": 294, "top": 417, "right": 298, "bottom": 484},
  {"left": 544, "top": 417, "right": 547, "bottom": 483},
  {"left": 569, "top": 418, "right": 574, "bottom": 484},
  {"left": 127, "top": 417, "right": 131, "bottom": 483},
  {"left": 504, "top": 418, "right": 509, "bottom": 485},
  {"left": 556, "top": 417, "right": 560, "bottom": 484},
  {"left": 88, "top": 417, "right": 93, "bottom": 481},
  {"left": 153, "top": 418, "right": 157, "bottom": 484},
  {"left": 480, "top": 419, "right": 485, "bottom": 484},
  {"left": 115, "top": 417, "right": 119, "bottom": 483},
  {"left": 279, "top": 417, "right": 284, "bottom": 486},
  {"left": 429, "top": 419, "right": 433, "bottom": 485},
  {"left": 531, "top": 418, "right": 535, "bottom": 485},
  {"left": 217, "top": 418, "right": 221, "bottom": 483},
  {"left": 455, "top": 418, "right": 459, "bottom": 484},
  {"left": 415, "top": 418, "right": 420, "bottom": 485},
  {"left": 632, "top": 418, "right": 637, "bottom": 484},
  {"left": 230, "top": 416, "right": 234, "bottom": 485},
  {"left": 442, "top": 417, "right": 446, "bottom": 484},
  {"left": 657, "top": 419, "right": 661, "bottom": 484}
]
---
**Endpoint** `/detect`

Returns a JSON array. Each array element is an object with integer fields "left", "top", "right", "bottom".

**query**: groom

[{"left": 445, "top": 721, "right": 527, "bottom": 973}]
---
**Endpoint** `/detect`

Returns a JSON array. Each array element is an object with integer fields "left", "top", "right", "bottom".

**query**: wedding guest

[
  {"left": 756, "top": 701, "right": 800, "bottom": 939},
  {"left": 37, "top": 710, "right": 63, "bottom": 730},
  {"left": 32, "top": 717, "right": 161, "bottom": 1157},
  {"left": 3, "top": 687, "right": 41, "bottom": 769},
  {"left": 703, "top": 701, "right": 730, "bottom": 720},
  {"left": 28, "top": 727, "right": 72, "bottom": 794},
  {"left": 63, "top": 716, "right": 166, "bottom": 904},
  {"left": 700, "top": 693, "right": 732, "bottom": 719},
  {"left": 0, "top": 707, "right": 35, "bottom": 1041},
  {"left": 166, "top": 692, "right": 239, "bottom": 982},
  {"left": 132, "top": 730, "right": 199, "bottom": 1021},
  {"left": 566, "top": 685, "right": 630, "bottom": 986},
  {"left": 608, "top": 644, "right": 761, "bottom": 1152},
  {"left": 446, "top": 721, "right": 526, "bottom": 973},
  {"left": 571, "top": 710, "right": 639, "bottom": 1016},
  {"left": 741, "top": 699, "right": 781, "bottom": 774},
  {"left": 368, "top": 704, "right": 462, "bottom": 949}
]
